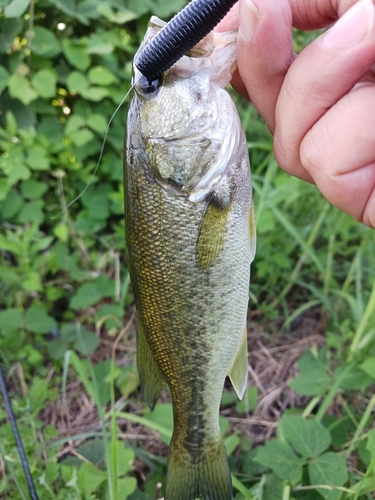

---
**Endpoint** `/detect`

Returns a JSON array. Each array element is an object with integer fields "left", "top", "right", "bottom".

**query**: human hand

[{"left": 217, "top": 0, "right": 375, "bottom": 228}]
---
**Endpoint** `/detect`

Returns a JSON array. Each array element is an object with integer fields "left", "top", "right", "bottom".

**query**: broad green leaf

[
  {"left": 0, "top": 308, "right": 23, "bottom": 334},
  {"left": 71, "top": 128, "right": 94, "bottom": 147},
  {"left": 236, "top": 386, "right": 258, "bottom": 414},
  {"left": 87, "top": 113, "right": 107, "bottom": 133},
  {"left": 86, "top": 194, "right": 110, "bottom": 220},
  {"left": 334, "top": 363, "right": 373, "bottom": 390},
  {"left": 118, "top": 477, "right": 137, "bottom": 499},
  {"left": 31, "top": 26, "right": 61, "bottom": 57},
  {"left": 256, "top": 209, "right": 275, "bottom": 233},
  {"left": 144, "top": 403, "right": 173, "bottom": 444},
  {"left": 308, "top": 452, "right": 348, "bottom": 500},
  {"left": 281, "top": 415, "right": 331, "bottom": 457},
  {"left": 17, "top": 200, "right": 44, "bottom": 225},
  {"left": 70, "top": 282, "right": 103, "bottom": 309},
  {"left": 0, "top": 65, "right": 9, "bottom": 93},
  {"left": 88, "top": 66, "right": 117, "bottom": 85},
  {"left": 290, "top": 368, "right": 330, "bottom": 396},
  {"left": 111, "top": 442, "right": 135, "bottom": 477},
  {"left": 31, "top": 69, "right": 57, "bottom": 98},
  {"left": 96, "top": 4, "right": 137, "bottom": 24},
  {"left": 49, "top": 0, "right": 88, "bottom": 24},
  {"left": 360, "top": 357, "right": 375, "bottom": 378},
  {"left": 62, "top": 39, "right": 90, "bottom": 70},
  {"left": 1, "top": 189, "right": 23, "bottom": 219},
  {"left": 26, "top": 144, "right": 49, "bottom": 170},
  {"left": 65, "top": 114, "right": 86, "bottom": 135},
  {"left": 66, "top": 71, "right": 89, "bottom": 93},
  {"left": 78, "top": 462, "right": 106, "bottom": 497},
  {"left": 4, "top": 0, "right": 30, "bottom": 17},
  {"left": 74, "top": 330, "right": 100, "bottom": 355},
  {"left": 22, "top": 270, "right": 43, "bottom": 292},
  {"left": 8, "top": 74, "right": 38, "bottom": 105},
  {"left": 25, "top": 306, "right": 57, "bottom": 334},
  {"left": 80, "top": 86, "right": 108, "bottom": 101},
  {"left": 0, "top": 18, "right": 23, "bottom": 53},
  {"left": 254, "top": 439, "right": 303, "bottom": 483},
  {"left": 21, "top": 179, "right": 48, "bottom": 199}
]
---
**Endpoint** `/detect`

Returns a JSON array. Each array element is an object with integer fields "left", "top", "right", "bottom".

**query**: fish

[{"left": 124, "top": 16, "right": 256, "bottom": 500}]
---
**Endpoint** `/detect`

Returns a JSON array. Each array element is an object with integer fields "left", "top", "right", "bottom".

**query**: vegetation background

[{"left": 0, "top": 0, "right": 375, "bottom": 499}]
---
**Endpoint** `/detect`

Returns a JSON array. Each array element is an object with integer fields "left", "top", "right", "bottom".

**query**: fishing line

[
  {"left": 0, "top": 364, "right": 39, "bottom": 500},
  {"left": 51, "top": 75, "right": 141, "bottom": 219}
]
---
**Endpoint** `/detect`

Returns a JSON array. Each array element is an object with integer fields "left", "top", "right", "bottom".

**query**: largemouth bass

[{"left": 124, "top": 17, "right": 256, "bottom": 500}]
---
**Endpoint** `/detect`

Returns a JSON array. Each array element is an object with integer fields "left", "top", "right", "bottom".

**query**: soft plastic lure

[{"left": 135, "top": 0, "right": 238, "bottom": 82}]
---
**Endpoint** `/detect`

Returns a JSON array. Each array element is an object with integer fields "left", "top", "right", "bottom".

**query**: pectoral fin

[
  {"left": 228, "top": 327, "right": 248, "bottom": 400},
  {"left": 137, "top": 319, "right": 164, "bottom": 410},
  {"left": 196, "top": 199, "right": 230, "bottom": 269}
]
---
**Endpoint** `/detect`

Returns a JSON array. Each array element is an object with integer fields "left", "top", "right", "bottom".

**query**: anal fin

[
  {"left": 137, "top": 319, "right": 164, "bottom": 410},
  {"left": 228, "top": 327, "right": 248, "bottom": 400}
]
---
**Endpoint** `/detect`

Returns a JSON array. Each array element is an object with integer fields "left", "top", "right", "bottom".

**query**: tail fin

[{"left": 165, "top": 436, "right": 232, "bottom": 500}]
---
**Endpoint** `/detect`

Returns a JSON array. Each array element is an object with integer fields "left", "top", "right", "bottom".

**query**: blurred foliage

[{"left": 1, "top": 0, "right": 375, "bottom": 499}]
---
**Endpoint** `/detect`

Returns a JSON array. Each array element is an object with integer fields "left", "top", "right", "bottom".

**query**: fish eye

[{"left": 136, "top": 74, "right": 160, "bottom": 96}]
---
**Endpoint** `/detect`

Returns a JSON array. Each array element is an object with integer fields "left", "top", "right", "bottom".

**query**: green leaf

[
  {"left": 96, "top": 4, "right": 137, "bottom": 24},
  {"left": 49, "top": 0, "right": 89, "bottom": 24},
  {"left": 80, "top": 86, "right": 108, "bottom": 101},
  {"left": 88, "top": 66, "right": 117, "bottom": 85},
  {"left": 112, "top": 442, "right": 135, "bottom": 477},
  {"left": 65, "top": 114, "right": 86, "bottom": 134},
  {"left": 334, "top": 363, "right": 373, "bottom": 390},
  {"left": 26, "top": 144, "right": 49, "bottom": 170},
  {"left": 118, "top": 477, "right": 137, "bottom": 498},
  {"left": 1, "top": 189, "right": 23, "bottom": 219},
  {"left": 71, "top": 128, "right": 94, "bottom": 147},
  {"left": 360, "top": 357, "right": 375, "bottom": 379},
  {"left": 235, "top": 386, "right": 258, "bottom": 414},
  {"left": 8, "top": 74, "right": 38, "bottom": 105},
  {"left": 0, "top": 308, "right": 24, "bottom": 334},
  {"left": 0, "top": 18, "right": 23, "bottom": 53},
  {"left": 254, "top": 439, "right": 303, "bottom": 483},
  {"left": 4, "top": 0, "right": 30, "bottom": 17},
  {"left": 70, "top": 282, "right": 103, "bottom": 309},
  {"left": 78, "top": 462, "right": 106, "bottom": 497},
  {"left": 31, "top": 69, "right": 57, "bottom": 98},
  {"left": 66, "top": 71, "right": 89, "bottom": 93},
  {"left": 290, "top": 348, "right": 331, "bottom": 396},
  {"left": 25, "top": 306, "right": 57, "bottom": 334},
  {"left": 17, "top": 200, "right": 44, "bottom": 225},
  {"left": 62, "top": 39, "right": 90, "bottom": 70},
  {"left": 74, "top": 330, "right": 100, "bottom": 355},
  {"left": 308, "top": 452, "right": 348, "bottom": 500},
  {"left": 290, "top": 368, "right": 331, "bottom": 396},
  {"left": 143, "top": 403, "right": 173, "bottom": 444},
  {"left": 281, "top": 415, "right": 331, "bottom": 457},
  {"left": 23, "top": 270, "right": 43, "bottom": 292},
  {"left": 0, "top": 65, "right": 9, "bottom": 93},
  {"left": 87, "top": 113, "right": 107, "bottom": 133},
  {"left": 21, "top": 179, "right": 48, "bottom": 199},
  {"left": 31, "top": 26, "right": 61, "bottom": 58}
]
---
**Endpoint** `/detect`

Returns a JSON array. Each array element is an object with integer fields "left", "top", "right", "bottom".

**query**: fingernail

[
  {"left": 323, "top": 0, "right": 375, "bottom": 49},
  {"left": 239, "top": 0, "right": 259, "bottom": 42}
]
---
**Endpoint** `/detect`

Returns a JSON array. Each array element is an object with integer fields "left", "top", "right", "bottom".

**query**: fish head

[{"left": 129, "top": 17, "right": 241, "bottom": 200}]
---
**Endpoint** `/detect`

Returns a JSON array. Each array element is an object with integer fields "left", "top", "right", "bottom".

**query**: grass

[{"left": 0, "top": 4, "right": 375, "bottom": 500}]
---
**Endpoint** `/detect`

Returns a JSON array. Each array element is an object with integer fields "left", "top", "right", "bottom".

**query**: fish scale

[{"left": 125, "top": 17, "right": 256, "bottom": 500}]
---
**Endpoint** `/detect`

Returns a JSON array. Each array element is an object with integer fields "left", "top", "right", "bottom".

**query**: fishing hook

[{"left": 135, "top": 0, "right": 238, "bottom": 82}]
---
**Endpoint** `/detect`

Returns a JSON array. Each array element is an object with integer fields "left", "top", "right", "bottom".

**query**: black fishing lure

[{"left": 135, "top": 0, "right": 238, "bottom": 82}]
